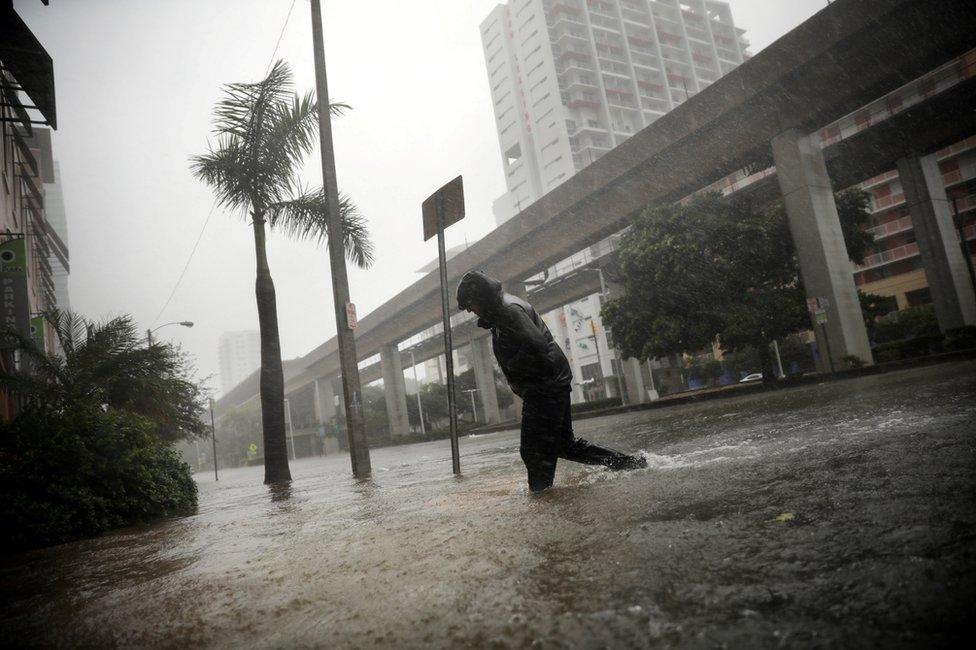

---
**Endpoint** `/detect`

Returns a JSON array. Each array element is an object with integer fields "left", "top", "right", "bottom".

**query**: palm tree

[
  {"left": 191, "top": 60, "right": 373, "bottom": 484},
  {"left": 0, "top": 310, "right": 206, "bottom": 441}
]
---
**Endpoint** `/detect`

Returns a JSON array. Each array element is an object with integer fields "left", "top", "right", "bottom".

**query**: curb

[{"left": 468, "top": 347, "right": 976, "bottom": 434}]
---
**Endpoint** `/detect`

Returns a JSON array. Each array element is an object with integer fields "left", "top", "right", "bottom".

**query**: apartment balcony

[
  {"left": 936, "top": 135, "right": 976, "bottom": 161},
  {"left": 666, "top": 72, "right": 691, "bottom": 86},
  {"left": 631, "top": 52, "right": 662, "bottom": 70},
  {"left": 870, "top": 192, "right": 905, "bottom": 213},
  {"left": 560, "top": 76, "right": 599, "bottom": 91},
  {"left": 716, "top": 47, "right": 739, "bottom": 62},
  {"left": 558, "top": 49, "right": 593, "bottom": 63},
  {"left": 860, "top": 170, "right": 900, "bottom": 189},
  {"left": 685, "top": 26, "right": 711, "bottom": 43},
  {"left": 557, "top": 60, "right": 596, "bottom": 74},
  {"left": 656, "top": 29, "right": 683, "bottom": 47},
  {"left": 566, "top": 97, "right": 602, "bottom": 110},
  {"left": 856, "top": 242, "right": 920, "bottom": 271},
  {"left": 551, "top": 29, "right": 588, "bottom": 46},
  {"left": 867, "top": 215, "right": 914, "bottom": 240},
  {"left": 626, "top": 31, "right": 655, "bottom": 47},
  {"left": 640, "top": 97, "right": 669, "bottom": 112},
  {"left": 550, "top": 2, "right": 583, "bottom": 16},
  {"left": 620, "top": 7, "right": 650, "bottom": 25},
  {"left": 637, "top": 79, "right": 664, "bottom": 92}
]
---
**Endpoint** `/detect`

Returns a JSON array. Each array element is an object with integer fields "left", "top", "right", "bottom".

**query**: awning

[{"left": 0, "top": 4, "right": 56, "bottom": 130}]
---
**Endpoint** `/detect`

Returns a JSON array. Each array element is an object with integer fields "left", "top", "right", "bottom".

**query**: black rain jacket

[{"left": 457, "top": 271, "right": 573, "bottom": 399}]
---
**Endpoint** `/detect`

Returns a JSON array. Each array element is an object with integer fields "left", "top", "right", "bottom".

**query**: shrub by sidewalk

[{"left": 0, "top": 407, "right": 197, "bottom": 554}]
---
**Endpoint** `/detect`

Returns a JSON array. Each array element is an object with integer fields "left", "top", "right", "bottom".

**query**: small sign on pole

[
  {"left": 422, "top": 175, "right": 466, "bottom": 476},
  {"left": 345, "top": 302, "right": 358, "bottom": 330}
]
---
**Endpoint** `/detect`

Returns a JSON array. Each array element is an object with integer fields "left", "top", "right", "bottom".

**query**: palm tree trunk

[{"left": 252, "top": 212, "right": 292, "bottom": 484}]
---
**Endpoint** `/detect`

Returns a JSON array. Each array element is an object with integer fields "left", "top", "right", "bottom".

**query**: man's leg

[
  {"left": 519, "top": 395, "right": 563, "bottom": 491},
  {"left": 558, "top": 394, "right": 646, "bottom": 470}
]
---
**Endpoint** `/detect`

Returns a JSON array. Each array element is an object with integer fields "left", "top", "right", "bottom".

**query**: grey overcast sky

[{"left": 15, "top": 0, "right": 828, "bottom": 395}]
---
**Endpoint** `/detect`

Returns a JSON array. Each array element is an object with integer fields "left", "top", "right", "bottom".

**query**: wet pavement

[{"left": 1, "top": 360, "right": 974, "bottom": 648}]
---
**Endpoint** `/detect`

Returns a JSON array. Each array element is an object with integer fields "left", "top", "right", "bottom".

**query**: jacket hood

[{"left": 456, "top": 270, "right": 503, "bottom": 311}]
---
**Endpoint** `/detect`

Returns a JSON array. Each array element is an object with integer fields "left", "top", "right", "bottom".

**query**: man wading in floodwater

[{"left": 457, "top": 270, "right": 646, "bottom": 492}]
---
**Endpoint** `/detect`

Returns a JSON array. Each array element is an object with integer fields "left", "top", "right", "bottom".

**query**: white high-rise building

[
  {"left": 44, "top": 162, "right": 70, "bottom": 311},
  {"left": 481, "top": 0, "right": 748, "bottom": 402},
  {"left": 218, "top": 330, "right": 261, "bottom": 396},
  {"left": 481, "top": 0, "right": 748, "bottom": 225}
]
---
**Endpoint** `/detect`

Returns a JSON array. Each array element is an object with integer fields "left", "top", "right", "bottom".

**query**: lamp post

[
  {"left": 462, "top": 388, "right": 479, "bottom": 423},
  {"left": 146, "top": 320, "right": 193, "bottom": 344},
  {"left": 409, "top": 348, "right": 426, "bottom": 435}
]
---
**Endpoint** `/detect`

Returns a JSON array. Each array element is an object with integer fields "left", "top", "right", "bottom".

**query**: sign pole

[{"left": 437, "top": 194, "right": 461, "bottom": 475}]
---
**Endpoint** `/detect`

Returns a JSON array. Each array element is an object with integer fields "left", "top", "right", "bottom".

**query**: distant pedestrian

[{"left": 456, "top": 270, "right": 646, "bottom": 492}]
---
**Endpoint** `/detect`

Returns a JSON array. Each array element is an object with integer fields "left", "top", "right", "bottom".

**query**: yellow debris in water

[{"left": 770, "top": 512, "right": 795, "bottom": 523}]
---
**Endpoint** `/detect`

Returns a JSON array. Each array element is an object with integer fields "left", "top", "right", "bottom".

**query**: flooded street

[{"left": 2, "top": 361, "right": 974, "bottom": 648}]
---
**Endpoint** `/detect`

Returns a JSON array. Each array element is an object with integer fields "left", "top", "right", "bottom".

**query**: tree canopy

[{"left": 602, "top": 190, "right": 873, "bottom": 370}]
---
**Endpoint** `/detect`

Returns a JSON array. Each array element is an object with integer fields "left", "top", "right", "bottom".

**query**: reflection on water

[{"left": 1, "top": 362, "right": 973, "bottom": 647}]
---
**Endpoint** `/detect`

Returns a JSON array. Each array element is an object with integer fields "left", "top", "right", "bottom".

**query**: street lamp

[
  {"left": 462, "top": 388, "right": 479, "bottom": 423},
  {"left": 146, "top": 320, "right": 193, "bottom": 344}
]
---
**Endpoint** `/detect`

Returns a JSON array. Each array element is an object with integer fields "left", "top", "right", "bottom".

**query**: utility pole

[{"left": 309, "top": 0, "right": 370, "bottom": 478}]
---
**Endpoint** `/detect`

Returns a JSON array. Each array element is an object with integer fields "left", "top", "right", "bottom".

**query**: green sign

[
  {"left": 0, "top": 238, "right": 30, "bottom": 347},
  {"left": 30, "top": 315, "right": 45, "bottom": 351},
  {"left": 815, "top": 311, "right": 828, "bottom": 324}
]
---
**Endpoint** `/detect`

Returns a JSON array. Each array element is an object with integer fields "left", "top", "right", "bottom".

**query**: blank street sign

[{"left": 422, "top": 175, "right": 465, "bottom": 241}]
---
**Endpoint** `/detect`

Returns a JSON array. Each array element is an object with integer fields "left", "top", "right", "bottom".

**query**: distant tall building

[
  {"left": 481, "top": 0, "right": 748, "bottom": 225},
  {"left": 218, "top": 331, "right": 260, "bottom": 395},
  {"left": 44, "top": 162, "right": 70, "bottom": 310},
  {"left": 481, "top": 0, "right": 748, "bottom": 402}
]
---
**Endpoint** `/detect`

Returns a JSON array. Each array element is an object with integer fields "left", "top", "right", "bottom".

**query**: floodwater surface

[{"left": 2, "top": 361, "right": 974, "bottom": 648}]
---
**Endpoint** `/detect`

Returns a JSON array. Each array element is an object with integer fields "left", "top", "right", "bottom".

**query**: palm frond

[
  {"left": 212, "top": 59, "right": 293, "bottom": 139},
  {"left": 266, "top": 189, "right": 375, "bottom": 268}
]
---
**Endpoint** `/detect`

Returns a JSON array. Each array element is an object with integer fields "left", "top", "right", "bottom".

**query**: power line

[
  {"left": 267, "top": 0, "right": 298, "bottom": 72},
  {"left": 151, "top": 202, "right": 216, "bottom": 328}
]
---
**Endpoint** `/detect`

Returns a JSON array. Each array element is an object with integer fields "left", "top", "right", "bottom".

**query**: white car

[{"left": 739, "top": 373, "right": 763, "bottom": 383}]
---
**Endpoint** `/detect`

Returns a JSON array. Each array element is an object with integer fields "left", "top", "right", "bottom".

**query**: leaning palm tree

[{"left": 191, "top": 60, "right": 373, "bottom": 484}]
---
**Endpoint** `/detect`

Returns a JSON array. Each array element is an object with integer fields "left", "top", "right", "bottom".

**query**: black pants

[{"left": 519, "top": 392, "right": 637, "bottom": 492}]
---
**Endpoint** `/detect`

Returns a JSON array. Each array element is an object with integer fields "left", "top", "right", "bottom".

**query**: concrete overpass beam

[
  {"left": 897, "top": 153, "right": 976, "bottom": 331},
  {"left": 380, "top": 343, "right": 410, "bottom": 437},
  {"left": 771, "top": 128, "right": 874, "bottom": 369},
  {"left": 469, "top": 336, "right": 501, "bottom": 423}
]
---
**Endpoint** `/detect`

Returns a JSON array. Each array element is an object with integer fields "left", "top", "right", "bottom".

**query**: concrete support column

[
  {"left": 771, "top": 129, "right": 873, "bottom": 369},
  {"left": 605, "top": 276, "right": 649, "bottom": 405},
  {"left": 621, "top": 357, "right": 646, "bottom": 405},
  {"left": 469, "top": 335, "right": 501, "bottom": 423},
  {"left": 313, "top": 376, "right": 337, "bottom": 426},
  {"left": 380, "top": 343, "right": 410, "bottom": 437},
  {"left": 897, "top": 153, "right": 976, "bottom": 331}
]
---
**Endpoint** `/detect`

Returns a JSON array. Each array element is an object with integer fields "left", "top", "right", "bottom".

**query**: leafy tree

[
  {"left": 213, "top": 401, "right": 264, "bottom": 467},
  {"left": 603, "top": 190, "right": 872, "bottom": 380},
  {"left": 191, "top": 60, "right": 374, "bottom": 484},
  {"left": 0, "top": 310, "right": 206, "bottom": 441}
]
